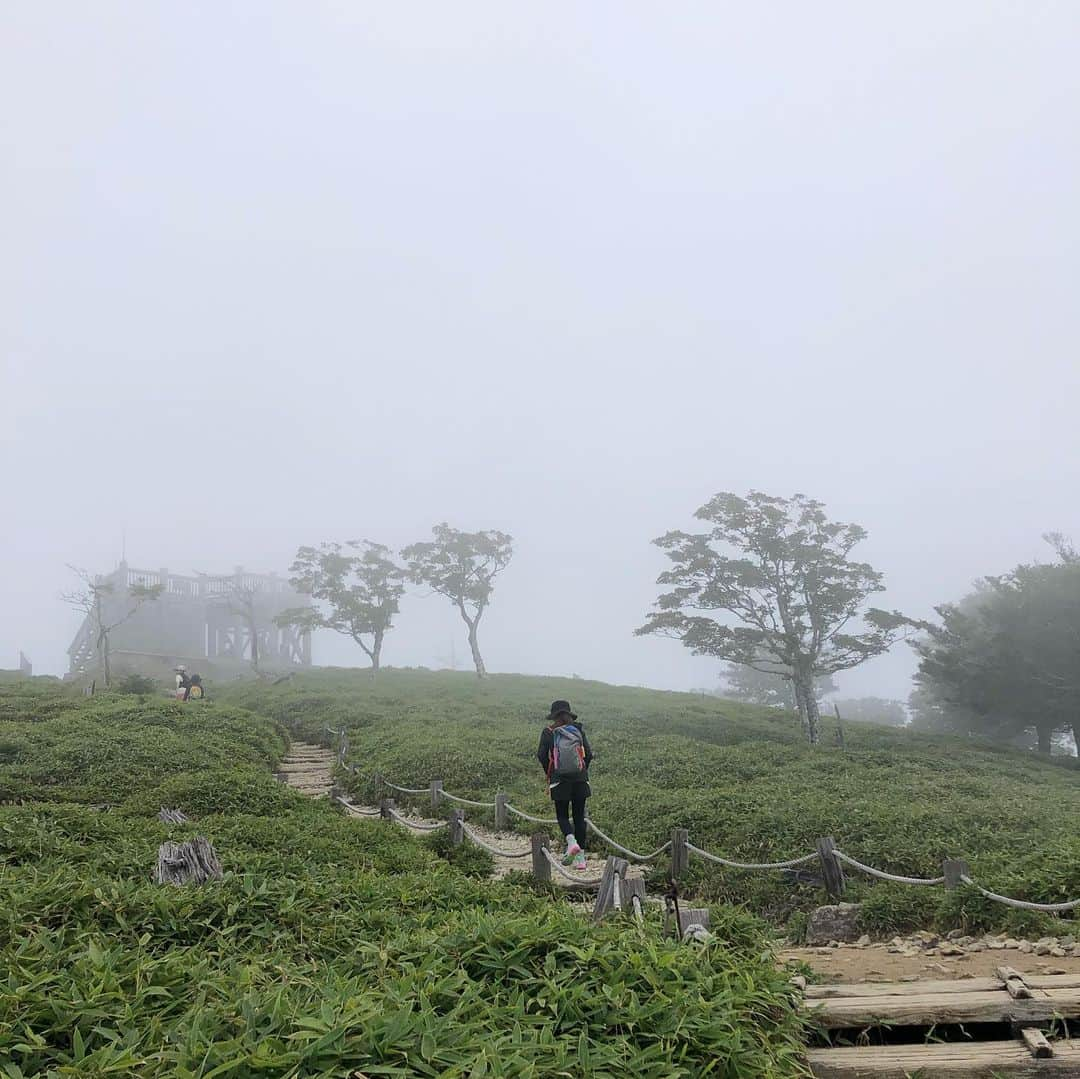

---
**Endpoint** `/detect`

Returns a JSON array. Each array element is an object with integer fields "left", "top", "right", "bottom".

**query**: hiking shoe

[
  {"left": 572, "top": 851, "right": 588, "bottom": 871},
  {"left": 562, "top": 842, "right": 582, "bottom": 865}
]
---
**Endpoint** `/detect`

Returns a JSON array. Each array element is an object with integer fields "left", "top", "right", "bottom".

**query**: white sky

[{"left": 3, "top": 3, "right": 1078, "bottom": 699}]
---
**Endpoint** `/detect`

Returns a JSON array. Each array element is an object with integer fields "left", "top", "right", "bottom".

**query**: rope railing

[
  {"left": 334, "top": 795, "right": 381, "bottom": 818},
  {"left": 386, "top": 806, "right": 448, "bottom": 832},
  {"left": 442, "top": 791, "right": 497, "bottom": 809},
  {"left": 383, "top": 781, "right": 430, "bottom": 795},
  {"left": 321, "top": 729, "right": 1079, "bottom": 913},
  {"left": 461, "top": 822, "right": 532, "bottom": 858},
  {"left": 505, "top": 803, "right": 558, "bottom": 825},
  {"left": 834, "top": 850, "right": 945, "bottom": 886},
  {"left": 541, "top": 845, "right": 604, "bottom": 887},
  {"left": 960, "top": 875, "right": 1080, "bottom": 913},
  {"left": 687, "top": 843, "right": 819, "bottom": 872},
  {"left": 586, "top": 820, "right": 672, "bottom": 863}
]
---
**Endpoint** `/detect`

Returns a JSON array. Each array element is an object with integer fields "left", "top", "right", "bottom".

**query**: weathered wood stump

[
  {"left": 155, "top": 837, "right": 222, "bottom": 885},
  {"left": 158, "top": 807, "right": 189, "bottom": 824}
]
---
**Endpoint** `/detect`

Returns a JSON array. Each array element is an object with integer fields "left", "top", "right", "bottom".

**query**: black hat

[{"left": 548, "top": 700, "right": 577, "bottom": 720}]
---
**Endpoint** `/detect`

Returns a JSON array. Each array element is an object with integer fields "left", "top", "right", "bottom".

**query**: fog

[{"left": 3, "top": 3, "right": 1079, "bottom": 701}]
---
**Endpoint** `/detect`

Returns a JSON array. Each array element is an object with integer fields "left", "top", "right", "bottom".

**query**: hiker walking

[{"left": 537, "top": 700, "right": 592, "bottom": 870}]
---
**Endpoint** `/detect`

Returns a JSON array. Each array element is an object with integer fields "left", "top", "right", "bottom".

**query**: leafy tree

[
  {"left": 402, "top": 524, "right": 513, "bottom": 678},
  {"left": 719, "top": 660, "right": 835, "bottom": 709},
  {"left": 637, "top": 491, "right": 914, "bottom": 744},
  {"left": 203, "top": 577, "right": 264, "bottom": 673},
  {"left": 913, "top": 542, "right": 1080, "bottom": 754},
  {"left": 61, "top": 566, "right": 162, "bottom": 688},
  {"left": 831, "top": 696, "right": 906, "bottom": 727},
  {"left": 276, "top": 541, "right": 405, "bottom": 672}
]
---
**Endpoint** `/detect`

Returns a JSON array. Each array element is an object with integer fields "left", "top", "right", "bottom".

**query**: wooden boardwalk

[
  {"left": 806, "top": 969, "right": 1080, "bottom": 1077},
  {"left": 277, "top": 741, "right": 639, "bottom": 889}
]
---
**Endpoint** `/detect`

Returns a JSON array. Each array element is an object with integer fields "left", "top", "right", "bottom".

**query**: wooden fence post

[
  {"left": 623, "top": 877, "right": 647, "bottom": 923},
  {"left": 494, "top": 793, "right": 509, "bottom": 830},
  {"left": 430, "top": 779, "right": 444, "bottom": 811},
  {"left": 670, "top": 828, "right": 689, "bottom": 879},
  {"left": 943, "top": 858, "right": 970, "bottom": 889},
  {"left": 379, "top": 797, "right": 395, "bottom": 821},
  {"left": 449, "top": 809, "right": 464, "bottom": 846},
  {"left": 815, "top": 836, "right": 845, "bottom": 900},
  {"left": 592, "top": 856, "right": 629, "bottom": 923},
  {"left": 531, "top": 833, "right": 551, "bottom": 883}
]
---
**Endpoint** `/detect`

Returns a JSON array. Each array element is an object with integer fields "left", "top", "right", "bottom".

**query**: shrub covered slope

[
  {"left": 0, "top": 681, "right": 806, "bottom": 1077},
  {"left": 224, "top": 668, "right": 1080, "bottom": 937}
]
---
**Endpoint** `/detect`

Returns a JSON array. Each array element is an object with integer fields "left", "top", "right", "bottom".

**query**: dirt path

[
  {"left": 276, "top": 742, "right": 335, "bottom": 797},
  {"left": 279, "top": 741, "right": 639, "bottom": 889},
  {"left": 780, "top": 943, "right": 1080, "bottom": 984}
]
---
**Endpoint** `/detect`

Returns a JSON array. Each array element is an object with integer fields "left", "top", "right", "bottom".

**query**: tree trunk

[
  {"left": 793, "top": 671, "right": 820, "bottom": 745},
  {"left": 1072, "top": 722, "right": 1079, "bottom": 758},
  {"left": 466, "top": 619, "right": 485, "bottom": 678},
  {"left": 247, "top": 614, "right": 259, "bottom": 672},
  {"left": 97, "top": 629, "right": 111, "bottom": 689},
  {"left": 370, "top": 630, "right": 382, "bottom": 674},
  {"left": 1036, "top": 723, "right": 1052, "bottom": 755},
  {"left": 790, "top": 680, "right": 810, "bottom": 741}
]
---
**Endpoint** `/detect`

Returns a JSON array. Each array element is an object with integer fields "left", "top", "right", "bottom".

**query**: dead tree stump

[{"left": 155, "top": 837, "right": 222, "bottom": 885}]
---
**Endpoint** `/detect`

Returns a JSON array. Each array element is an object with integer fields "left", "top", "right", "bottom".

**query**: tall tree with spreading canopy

[
  {"left": 402, "top": 524, "right": 513, "bottom": 678},
  {"left": 913, "top": 537, "right": 1080, "bottom": 754},
  {"left": 637, "top": 491, "right": 914, "bottom": 744},
  {"left": 275, "top": 541, "right": 405, "bottom": 672}
]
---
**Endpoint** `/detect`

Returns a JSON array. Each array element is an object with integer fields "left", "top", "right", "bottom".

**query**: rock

[
  {"left": 1045, "top": 967, "right": 1068, "bottom": 976},
  {"left": 947, "top": 929, "right": 966, "bottom": 941},
  {"left": 1003, "top": 939, "right": 1020, "bottom": 949},
  {"left": 956, "top": 936, "right": 975, "bottom": 946},
  {"left": 899, "top": 974, "right": 919, "bottom": 982},
  {"left": 1072, "top": 945, "right": 1080, "bottom": 957},
  {"left": 1050, "top": 947, "right": 1067, "bottom": 958},
  {"left": 987, "top": 940, "right": 1006, "bottom": 950},
  {"left": 1018, "top": 940, "right": 1034, "bottom": 954},
  {"left": 856, "top": 935, "right": 871, "bottom": 948},
  {"left": 805, "top": 904, "right": 863, "bottom": 946},
  {"left": 928, "top": 963, "right": 951, "bottom": 974},
  {"left": 940, "top": 944, "right": 965, "bottom": 957},
  {"left": 1034, "top": 942, "right": 1054, "bottom": 956},
  {"left": 967, "top": 942, "right": 987, "bottom": 952},
  {"left": 1060, "top": 936, "right": 1075, "bottom": 947}
]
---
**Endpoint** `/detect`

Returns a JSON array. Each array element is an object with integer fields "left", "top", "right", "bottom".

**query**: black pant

[{"left": 554, "top": 788, "right": 588, "bottom": 848}]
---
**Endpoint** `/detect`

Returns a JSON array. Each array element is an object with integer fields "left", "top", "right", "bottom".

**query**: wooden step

[
  {"left": 807, "top": 1038, "right": 1080, "bottom": 1078},
  {"left": 806, "top": 978, "right": 1003, "bottom": 999},
  {"left": 809, "top": 987, "right": 1080, "bottom": 1028}
]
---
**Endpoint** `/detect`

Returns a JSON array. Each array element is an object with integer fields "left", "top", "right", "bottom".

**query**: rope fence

[
  {"left": 443, "top": 791, "right": 497, "bottom": 809},
  {"left": 834, "top": 849, "right": 946, "bottom": 886},
  {"left": 461, "top": 822, "right": 532, "bottom": 858},
  {"left": 541, "top": 845, "right": 604, "bottom": 887},
  {"left": 506, "top": 803, "right": 558, "bottom": 825},
  {"left": 688, "top": 842, "right": 818, "bottom": 872},
  {"left": 322, "top": 728, "right": 1080, "bottom": 916}
]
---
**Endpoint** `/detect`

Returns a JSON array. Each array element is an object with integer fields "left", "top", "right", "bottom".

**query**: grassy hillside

[
  {"left": 0, "top": 681, "right": 806, "bottom": 1077},
  {"left": 224, "top": 668, "right": 1080, "bottom": 937}
]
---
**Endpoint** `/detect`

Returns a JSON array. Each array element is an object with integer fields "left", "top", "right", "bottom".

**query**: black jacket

[{"left": 537, "top": 722, "right": 593, "bottom": 798}]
